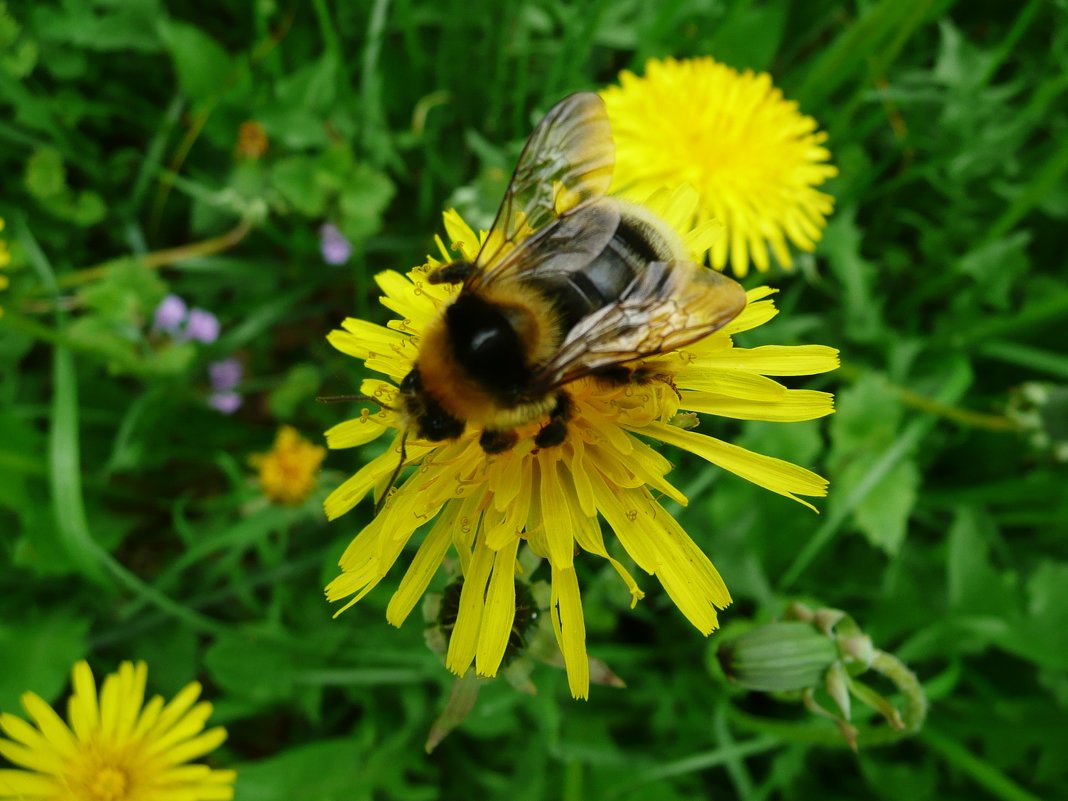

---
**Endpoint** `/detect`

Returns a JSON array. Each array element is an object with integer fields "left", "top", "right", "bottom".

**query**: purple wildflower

[
  {"left": 319, "top": 223, "right": 352, "bottom": 265},
  {"left": 185, "top": 308, "right": 220, "bottom": 344},
  {"left": 209, "top": 358, "right": 243, "bottom": 392},
  {"left": 208, "top": 392, "right": 243, "bottom": 414},
  {"left": 153, "top": 294, "right": 188, "bottom": 334}
]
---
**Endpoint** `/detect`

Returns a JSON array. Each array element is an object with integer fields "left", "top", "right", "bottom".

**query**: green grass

[{"left": 2, "top": 1, "right": 1067, "bottom": 799}]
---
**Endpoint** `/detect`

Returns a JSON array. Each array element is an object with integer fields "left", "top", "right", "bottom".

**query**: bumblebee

[{"left": 398, "top": 93, "right": 747, "bottom": 455}]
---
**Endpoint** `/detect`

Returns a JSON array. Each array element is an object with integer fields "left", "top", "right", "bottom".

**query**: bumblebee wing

[
  {"left": 467, "top": 92, "right": 614, "bottom": 289},
  {"left": 469, "top": 197, "right": 619, "bottom": 286},
  {"left": 533, "top": 261, "right": 748, "bottom": 390}
]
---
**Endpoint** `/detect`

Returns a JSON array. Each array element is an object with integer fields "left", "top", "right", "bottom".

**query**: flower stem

[
  {"left": 838, "top": 361, "right": 1019, "bottom": 432},
  {"left": 55, "top": 219, "right": 253, "bottom": 290},
  {"left": 870, "top": 650, "right": 927, "bottom": 732},
  {"left": 890, "top": 383, "right": 1019, "bottom": 432},
  {"left": 726, "top": 705, "right": 915, "bottom": 749}
]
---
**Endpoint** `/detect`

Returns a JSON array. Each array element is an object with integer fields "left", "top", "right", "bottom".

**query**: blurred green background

[{"left": 2, "top": 1, "right": 1067, "bottom": 799}]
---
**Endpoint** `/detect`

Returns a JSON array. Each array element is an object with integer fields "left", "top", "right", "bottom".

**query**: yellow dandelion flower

[
  {"left": 250, "top": 426, "right": 327, "bottom": 506},
  {"left": 0, "top": 660, "right": 235, "bottom": 801},
  {"left": 601, "top": 57, "right": 838, "bottom": 277},
  {"left": 323, "top": 203, "right": 837, "bottom": 699}
]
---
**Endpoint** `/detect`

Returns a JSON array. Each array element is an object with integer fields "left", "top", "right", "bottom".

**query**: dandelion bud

[
  {"left": 716, "top": 621, "right": 839, "bottom": 692},
  {"left": 716, "top": 604, "right": 928, "bottom": 749}
]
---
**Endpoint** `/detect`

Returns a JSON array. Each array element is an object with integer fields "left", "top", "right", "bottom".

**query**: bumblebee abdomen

[{"left": 529, "top": 210, "right": 681, "bottom": 330}]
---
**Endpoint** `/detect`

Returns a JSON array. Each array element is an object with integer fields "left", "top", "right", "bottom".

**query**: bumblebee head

[{"left": 398, "top": 367, "right": 465, "bottom": 442}]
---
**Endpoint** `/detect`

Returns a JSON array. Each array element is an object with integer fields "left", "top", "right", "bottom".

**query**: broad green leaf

[
  {"left": 339, "top": 164, "right": 395, "bottom": 242},
  {"left": 850, "top": 459, "right": 918, "bottom": 555},
  {"left": 0, "top": 612, "right": 89, "bottom": 712},
  {"left": 233, "top": 737, "right": 371, "bottom": 801},
  {"left": 271, "top": 155, "right": 329, "bottom": 217},
  {"left": 157, "top": 18, "right": 231, "bottom": 104}
]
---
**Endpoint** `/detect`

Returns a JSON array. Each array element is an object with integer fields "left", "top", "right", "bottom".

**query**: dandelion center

[{"left": 88, "top": 764, "right": 128, "bottom": 801}]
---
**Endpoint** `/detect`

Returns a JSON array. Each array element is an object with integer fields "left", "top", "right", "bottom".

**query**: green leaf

[
  {"left": 157, "top": 18, "right": 231, "bottom": 103},
  {"left": 204, "top": 634, "right": 300, "bottom": 706},
  {"left": 956, "top": 231, "right": 1030, "bottom": 309},
  {"left": 16, "top": 216, "right": 108, "bottom": 586},
  {"left": 831, "top": 374, "right": 900, "bottom": 434},
  {"left": 233, "top": 737, "right": 371, "bottom": 801},
  {"left": 77, "top": 258, "right": 166, "bottom": 325},
  {"left": 859, "top": 753, "right": 940, "bottom": 801},
  {"left": 274, "top": 54, "right": 339, "bottom": 111},
  {"left": 1002, "top": 562, "right": 1068, "bottom": 670},
  {"left": 338, "top": 164, "right": 395, "bottom": 242},
  {"left": 66, "top": 316, "right": 142, "bottom": 373},
  {"left": 827, "top": 368, "right": 921, "bottom": 553},
  {"left": 850, "top": 459, "right": 918, "bottom": 555},
  {"left": 133, "top": 625, "right": 199, "bottom": 697},
  {"left": 708, "top": 1, "right": 788, "bottom": 71},
  {"left": 0, "top": 414, "right": 44, "bottom": 523},
  {"left": 24, "top": 147, "right": 66, "bottom": 200},
  {"left": 821, "top": 207, "right": 883, "bottom": 343},
  {"left": 271, "top": 155, "right": 329, "bottom": 217},
  {"left": 256, "top": 106, "right": 332, "bottom": 150},
  {"left": 0, "top": 3, "right": 38, "bottom": 78},
  {"left": 0, "top": 611, "right": 89, "bottom": 712},
  {"left": 33, "top": 0, "right": 163, "bottom": 52},
  {"left": 268, "top": 363, "right": 322, "bottom": 420},
  {"left": 946, "top": 507, "right": 1017, "bottom": 616},
  {"left": 67, "top": 190, "right": 107, "bottom": 226}
]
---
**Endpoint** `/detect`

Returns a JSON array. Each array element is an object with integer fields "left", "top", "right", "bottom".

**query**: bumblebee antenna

[
  {"left": 374, "top": 431, "right": 409, "bottom": 516},
  {"left": 317, "top": 394, "right": 396, "bottom": 412}
]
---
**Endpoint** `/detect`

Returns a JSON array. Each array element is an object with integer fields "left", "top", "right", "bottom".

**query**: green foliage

[{"left": 2, "top": 1, "right": 1067, "bottom": 800}]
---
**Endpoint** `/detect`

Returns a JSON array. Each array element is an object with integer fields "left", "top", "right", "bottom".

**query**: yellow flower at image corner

[
  {"left": 601, "top": 56, "right": 838, "bottom": 277},
  {"left": 0, "top": 660, "right": 235, "bottom": 801},
  {"left": 0, "top": 216, "right": 11, "bottom": 317},
  {"left": 250, "top": 425, "right": 327, "bottom": 506},
  {"left": 322, "top": 195, "right": 838, "bottom": 700}
]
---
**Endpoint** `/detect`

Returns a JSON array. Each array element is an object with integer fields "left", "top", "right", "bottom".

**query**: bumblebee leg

[
  {"left": 534, "top": 393, "right": 572, "bottom": 449},
  {"left": 428, "top": 260, "right": 475, "bottom": 285},
  {"left": 591, "top": 366, "right": 634, "bottom": 386},
  {"left": 480, "top": 428, "right": 518, "bottom": 454}
]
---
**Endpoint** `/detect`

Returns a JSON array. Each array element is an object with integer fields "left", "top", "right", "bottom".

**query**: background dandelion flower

[
  {"left": 251, "top": 425, "right": 327, "bottom": 505},
  {"left": 0, "top": 660, "right": 235, "bottom": 801},
  {"left": 323, "top": 210, "right": 837, "bottom": 699},
  {"left": 602, "top": 57, "right": 838, "bottom": 277},
  {"left": 0, "top": 216, "right": 11, "bottom": 317}
]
